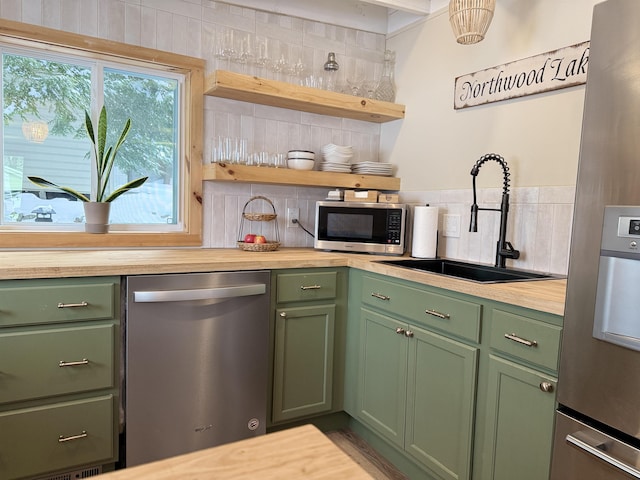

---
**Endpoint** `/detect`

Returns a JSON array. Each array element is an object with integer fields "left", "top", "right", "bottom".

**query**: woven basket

[
  {"left": 237, "top": 196, "right": 280, "bottom": 251},
  {"left": 237, "top": 241, "right": 281, "bottom": 252},
  {"left": 449, "top": 0, "right": 496, "bottom": 45}
]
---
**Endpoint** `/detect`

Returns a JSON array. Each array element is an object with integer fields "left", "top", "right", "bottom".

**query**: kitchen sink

[{"left": 377, "top": 258, "right": 560, "bottom": 283}]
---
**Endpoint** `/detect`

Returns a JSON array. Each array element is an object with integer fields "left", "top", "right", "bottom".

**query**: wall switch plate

[
  {"left": 443, "top": 214, "right": 461, "bottom": 237},
  {"left": 287, "top": 207, "right": 299, "bottom": 228}
]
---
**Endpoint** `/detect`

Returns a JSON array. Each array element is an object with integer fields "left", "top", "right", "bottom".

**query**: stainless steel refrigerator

[{"left": 550, "top": 0, "right": 640, "bottom": 478}]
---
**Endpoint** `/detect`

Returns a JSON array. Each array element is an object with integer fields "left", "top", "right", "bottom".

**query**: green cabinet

[
  {"left": 480, "top": 356, "right": 557, "bottom": 480},
  {"left": 354, "top": 271, "right": 480, "bottom": 480},
  {"left": 272, "top": 304, "right": 335, "bottom": 422},
  {"left": 0, "top": 277, "right": 120, "bottom": 480},
  {"left": 346, "top": 269, "right": 563, "bottom": 480},
  {"left": 475, "top": 306, "right": 561, "bottom": 480},
  {"left": 270, "top": 268, "right": 347, "bottom": 425}
]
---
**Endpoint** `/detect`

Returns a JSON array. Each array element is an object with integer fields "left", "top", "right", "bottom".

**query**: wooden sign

[{"left": 454, "top": 41, "right": 589, "bottom": 109}]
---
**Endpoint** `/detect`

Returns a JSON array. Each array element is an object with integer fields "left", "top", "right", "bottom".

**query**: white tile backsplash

[{"left": 202, "top": 184, "right": 574, "bottom": 275}]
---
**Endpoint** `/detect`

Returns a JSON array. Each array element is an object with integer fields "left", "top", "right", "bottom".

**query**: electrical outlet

[
  {"left": 443, "top": 214, "right": 461, "bottom": 237},
  {"left": 287, "top": 207, "right": 299, "bottom": 228}
]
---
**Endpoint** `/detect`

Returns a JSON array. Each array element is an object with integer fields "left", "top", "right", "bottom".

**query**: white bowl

[
  {"left": 288, "top": 150, "right": 315, "bottom": 160},
  {"left": 287, "top": 159, "right": 315, "bottom": 170},
  {"left": 323, "top": 152, "right": 353, "bottom": 163}
]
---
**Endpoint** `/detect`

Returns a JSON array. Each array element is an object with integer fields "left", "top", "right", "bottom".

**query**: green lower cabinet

[
  {"left": 406, "top": 326, "right": 478, "bottom": 480},
  {"left": 272, "top": 304, "right": 336, "bottom": 422},
  {"left": 357, "top": 307, "right": 478, "bottom": 480},
  {"left": 357, "top": 308, "right": 408, "bottom": 447},
  {"left": 480, "top": 355, "right": 558, "bottom": 480},
  {"left": 0, "top": 395, "right": 114, "bottom": 480}
]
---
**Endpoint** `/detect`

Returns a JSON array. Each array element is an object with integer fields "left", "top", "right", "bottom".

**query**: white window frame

[{"left": 0, "top": 19, "right": 204, "bottom": 248}]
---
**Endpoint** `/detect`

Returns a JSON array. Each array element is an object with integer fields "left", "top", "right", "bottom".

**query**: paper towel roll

[{"left": 412, "top": 206, "right": 439, "bottom": 258}]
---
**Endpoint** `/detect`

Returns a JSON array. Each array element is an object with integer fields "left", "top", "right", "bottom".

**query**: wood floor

[{"left": 327, "top": 429, "right": 408, "bottom": 480}]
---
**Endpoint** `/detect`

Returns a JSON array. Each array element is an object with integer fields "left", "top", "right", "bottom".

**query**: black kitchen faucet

[{"left": 469, "top": 153, "right": 520, "bottom": 268}]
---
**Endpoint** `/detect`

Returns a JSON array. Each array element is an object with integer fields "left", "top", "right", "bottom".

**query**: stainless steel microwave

[{"left": 314, "top": 201, "right": 407, "bottom": 255}]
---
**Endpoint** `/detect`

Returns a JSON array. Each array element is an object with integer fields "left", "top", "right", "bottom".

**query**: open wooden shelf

[
  {"left": 203, "top": 163, "right": 401, "bottom": 191},
  {"left": 204, "top": 70, "right": 405, "bottom": 123}
]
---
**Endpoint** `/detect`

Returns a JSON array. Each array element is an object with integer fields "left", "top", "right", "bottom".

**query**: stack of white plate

[
  {"left": 320, "top": 162, "right": 352, "bottom": 173},
  {"left": 351, "top": 161, "right": 394, "bottom": 176},
  {"left": 321, "top": 143, "right": 353, "bottom": 164}
]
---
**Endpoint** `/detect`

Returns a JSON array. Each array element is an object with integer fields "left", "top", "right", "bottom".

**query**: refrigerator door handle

[
  {"left": 133, "top": 283, "right": 266, "bottom": 303},
  {"left": 566, "top": 431, "right": 640, "bottom": 479}
]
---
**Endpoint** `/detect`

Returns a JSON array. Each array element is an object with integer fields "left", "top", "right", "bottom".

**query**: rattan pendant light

[{"left": 449, "top": 0, "right": 496, "bottom": 45}]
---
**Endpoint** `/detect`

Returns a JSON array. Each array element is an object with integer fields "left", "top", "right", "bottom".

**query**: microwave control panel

[{"left": 386, "top": 211, "right": 404, "bottom": 244}]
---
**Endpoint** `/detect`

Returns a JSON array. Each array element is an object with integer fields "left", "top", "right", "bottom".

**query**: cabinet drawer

[
  {"left": 0, "top": 324, "right": 115, "bottom": 404},
  {"left": 0, "top": 280, "right": 116, "bottom": 328},
  {"left": 362, "top": 275, "right": 482, "bottom": 343},
  {"left": 0, "top": 395, "right": 114, "bottom": 480},
  {"left": 490, "top": 309, "right": 562, "bottom": 371},
  {"left": 276, "top": 271, "right": 337, "bottom": 303}
]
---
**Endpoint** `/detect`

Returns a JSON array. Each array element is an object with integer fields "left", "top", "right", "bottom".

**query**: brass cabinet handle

[
  {"left": 300, "top": 285, "right": 321, "bottom": 290},
  {"left": 504, "top": 332, "right": 538, "bottom": 347},
  {"left": 371, "top": 292, "right": 390, "bottom": 301},
  {"left": 279, "top": 312, "right": 287, "bottom": 318},
  {"left": 57, "top": 301, "right": 88, "bottom": 309},
  {"left": 425, "top": 309, "right": 450, "bottom": 319},
  {"left": 539, "top": 382, "right": 554, "bottom": 393},
  {"left": 58, "top": 430, "right": 87, "bottom": 443},
  {"left": 59, "top": 358, "right": 89, "bottom": 367},
  {"left": 395, "top": 327, "right": 405, "bottom": 335},
  {"left": 405, "top": 330, "right": 414, "bottom": 338}
]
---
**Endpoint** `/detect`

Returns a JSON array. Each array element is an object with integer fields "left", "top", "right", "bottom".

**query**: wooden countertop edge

[
  {"left": 0, "top": 248, "right": 566, "bottom": 316},
  {"left": 98, "top": 424, "right": 374, "bottom": 480}
]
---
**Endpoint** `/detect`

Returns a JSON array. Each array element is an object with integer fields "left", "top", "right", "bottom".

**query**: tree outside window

[{"left": 1, "top": 51, "right": 180, "bottom": 226}]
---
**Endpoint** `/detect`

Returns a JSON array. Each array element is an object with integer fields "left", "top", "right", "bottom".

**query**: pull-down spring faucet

[{"left": 469, "top": 153, "right": 520, "bottom": 268}]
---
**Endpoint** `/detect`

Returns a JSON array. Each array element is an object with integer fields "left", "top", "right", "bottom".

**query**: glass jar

[{"left": 374, "top": 50, "right": 396, "bottom": 102}]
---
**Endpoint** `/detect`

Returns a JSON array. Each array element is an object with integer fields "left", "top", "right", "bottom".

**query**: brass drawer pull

[
  {"left": 58, "top": 430, "right": 87, "bottom": 443},
  {"left": 425, "top": 309, "right": 450, "bottom": 320},
  {"left": 371, "top": 292, "right": 390, "bottom": 301},
  {"left": 57, "top": 301, "right": 89, "bottom": 309},
  {"left": 59, "top": 358, "right": 89, "bottom": 367},
  {"left": 300, "top": 285, "right": 321, "bottom": 290},
  {"left": 504, "top": 332, "right": 538, "bottom": 347}
]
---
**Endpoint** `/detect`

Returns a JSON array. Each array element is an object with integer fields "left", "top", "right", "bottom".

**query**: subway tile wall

[
  {"left": 205, "top": 183, "right": 575, "bottom": 275},
  {"left": 4, "top": 0, "right": 574, "bottom": 274},
  {"left": 401, "top": 186, "right": 575, "bottom": 275}
]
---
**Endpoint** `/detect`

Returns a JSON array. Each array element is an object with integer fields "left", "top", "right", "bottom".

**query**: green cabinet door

[
  {"left": 481, "top": 355, "right": 557, "bottom": 480},
  {"left": 357, "top": 307, "right": 408, "bottom": 448},
  {"left": 406, "top": 325, "right": 478, "bottom": 480},
  {"left": 272, "top": 304, "right": 336, "bottom": 422}
]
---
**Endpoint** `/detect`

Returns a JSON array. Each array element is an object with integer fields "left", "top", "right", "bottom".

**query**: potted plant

[{"left": 28, "top": 106, "right": 148, "bottom": 233}]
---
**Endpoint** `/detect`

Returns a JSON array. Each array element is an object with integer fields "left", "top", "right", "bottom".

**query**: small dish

[{"left": 287, "top": 159, "right": 315, "bottom": 170}]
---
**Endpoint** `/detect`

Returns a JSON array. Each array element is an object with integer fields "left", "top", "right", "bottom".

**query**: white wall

[{"left": 384, "top": 0, "right": 602, "bottom": 191}]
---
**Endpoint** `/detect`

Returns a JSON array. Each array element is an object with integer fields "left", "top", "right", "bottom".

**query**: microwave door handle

[
  {"left": 133, "top": 284, "right": 266, "bottom": 303},
  {"left": 566, "top": 432, "right": 640, "bottom": 479}
]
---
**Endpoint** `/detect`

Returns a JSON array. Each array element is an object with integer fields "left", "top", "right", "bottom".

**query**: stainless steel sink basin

[{"left": 377, "top": 258, "right": 560, "bottom": 283}]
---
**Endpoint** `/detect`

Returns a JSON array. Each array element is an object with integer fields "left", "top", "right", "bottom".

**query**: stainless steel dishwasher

[{"left": 125, "top": 270, "right": 270, "bottom": 467}]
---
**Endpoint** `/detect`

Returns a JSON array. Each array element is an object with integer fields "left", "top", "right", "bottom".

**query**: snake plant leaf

[
  {"left": 27, "top": 176, "right": 91, "bottom": 202},
  {"left": 31, "top": 106, "right": 141, "bottom": 205},
  {"left": 103, "top": 176, "right": 148, "bottom": 203}
]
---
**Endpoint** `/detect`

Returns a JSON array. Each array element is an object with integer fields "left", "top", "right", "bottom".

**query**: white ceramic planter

[{"left": 83, "top": 202, "right": 111, "bottom": 233}]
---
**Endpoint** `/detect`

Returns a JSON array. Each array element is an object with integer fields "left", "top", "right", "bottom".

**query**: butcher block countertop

[
  {"left": 0, "top": 248, "right": 566, "bottom": 315},
  {"left": 98, "top": 424, "right": 373, "bottom": 480}
]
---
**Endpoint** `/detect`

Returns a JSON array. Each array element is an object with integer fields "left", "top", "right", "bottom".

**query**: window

[{"left": 0, "top": 19, "right": 204, "bottom": 248}]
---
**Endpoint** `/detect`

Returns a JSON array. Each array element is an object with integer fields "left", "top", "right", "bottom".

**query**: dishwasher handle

[{"left": 133, "top": 283, "right": 266, "bottom": 303}]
